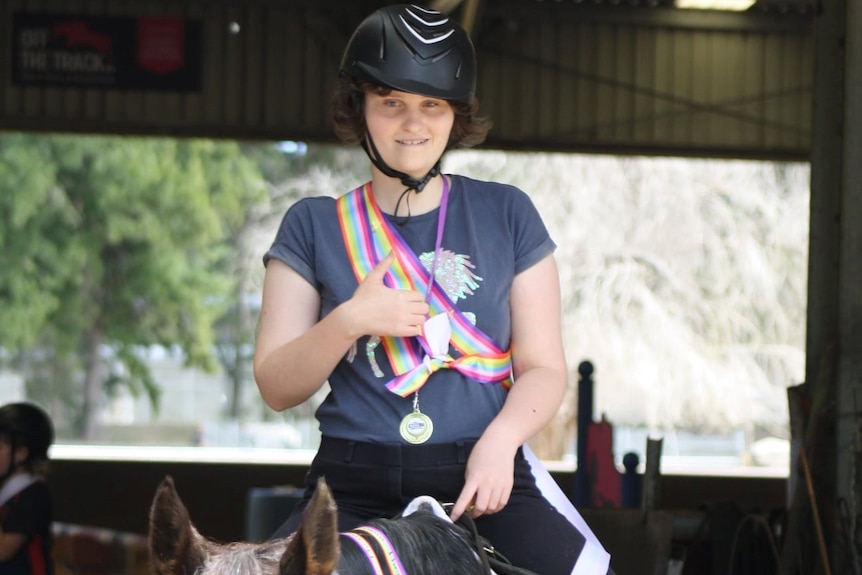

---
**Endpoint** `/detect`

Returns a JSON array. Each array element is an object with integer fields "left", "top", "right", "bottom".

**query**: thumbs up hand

[{"left": 348, "top": 252, "right": 429, "bottom": 338}]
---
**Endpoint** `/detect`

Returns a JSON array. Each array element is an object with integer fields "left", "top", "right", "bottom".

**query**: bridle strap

[
  {"left": 449, "top": 513, "right": 539, "bottom": 575},
  {"left": 342, "top": 526, "right": 409, "bottom": 575},
  {"left": 353, "top": 526, "right": 410, "bottom": 574},
  {"left": 341, "top": 532, "right": 387, "bottom": 575},
  {"left": 344, "top": 500, "right": 540, "bottom": 575},
  {"left": 390, "top": 502, "right": 539, "bottom": 575}
]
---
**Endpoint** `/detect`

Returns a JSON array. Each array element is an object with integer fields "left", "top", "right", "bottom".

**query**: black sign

[{"left": 11, "top": 13, "right": 202, "bottom": 92}]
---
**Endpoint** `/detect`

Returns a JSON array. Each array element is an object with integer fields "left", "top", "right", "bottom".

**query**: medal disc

[{"left": 399, "top": 411, "right": 434, "bottom": 444}]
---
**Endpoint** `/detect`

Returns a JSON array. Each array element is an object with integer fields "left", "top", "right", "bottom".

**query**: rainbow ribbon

[{"left": 336, "top": 182, "right": 513, "bottom": 397}]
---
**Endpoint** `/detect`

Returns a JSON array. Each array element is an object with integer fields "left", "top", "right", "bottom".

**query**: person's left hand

[{"left": 450, "top": 434, "right": 518, "bottom": 521}]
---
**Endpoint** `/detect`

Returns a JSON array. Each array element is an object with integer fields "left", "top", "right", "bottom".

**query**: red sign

[{"left": 137, "top": 18, "right": 185, "bottom": 75}]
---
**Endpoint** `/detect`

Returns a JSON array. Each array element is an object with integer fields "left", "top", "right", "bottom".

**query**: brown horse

[{"left": 147, "top": 476, "right": 530, "bottom": 575}]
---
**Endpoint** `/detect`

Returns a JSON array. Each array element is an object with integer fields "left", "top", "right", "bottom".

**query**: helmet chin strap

[{"left": 361, "top": 134, "right": 442, "bottom": 195}]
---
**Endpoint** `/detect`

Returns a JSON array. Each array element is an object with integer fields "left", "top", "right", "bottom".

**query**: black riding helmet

[
  {"left": 340, "top": 4, "right": 477, "bottom": 105},
  {"left": 0, "top": 402, "right": 54, "bottom": 464},
  {"left": 340, "top": 4, "right": 477, "bottom": 195}
]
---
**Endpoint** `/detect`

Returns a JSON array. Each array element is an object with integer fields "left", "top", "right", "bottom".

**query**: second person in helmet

[
  {"left": 254, "top": 5, "right": 611, "bottom": 574},
  {"left": 0, "top": 401, "right": 54, "bottom": 575}
]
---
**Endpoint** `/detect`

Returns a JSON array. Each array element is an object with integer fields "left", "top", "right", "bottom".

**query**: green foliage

[
  {"left": 0, "top": 133, "right": 266, "bottom": 436},
  {"left": 0, "top": 135, "right": 78, "bottom": 349}
]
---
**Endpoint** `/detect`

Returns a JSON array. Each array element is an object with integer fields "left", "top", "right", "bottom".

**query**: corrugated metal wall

[
  {"left": 0, "top": 0, "right": 350, "bottom": 141},
  {"left": 0, "top": 0, "right": 812, "bottom": 159},
  {"left": 475, "top": 3, "right": 813, "bottom": 158}
]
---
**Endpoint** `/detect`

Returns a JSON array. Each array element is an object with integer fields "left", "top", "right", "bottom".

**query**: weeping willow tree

[{"left": 442, "top": 151, "right": 809, "bottom": 460}]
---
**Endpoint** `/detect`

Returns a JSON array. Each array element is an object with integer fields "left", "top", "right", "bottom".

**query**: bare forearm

[
  {"left": 255, "top": 254, "right": 430, "bottom": 411},
  {"left": 482, "top": 366, "right": 567, "bottom": 448},
  {"left": 254, "top": 304, "right": 358, "bottom": 411},
  {"left": 488, "top": 255, "right": 568, "bottom": 449}
]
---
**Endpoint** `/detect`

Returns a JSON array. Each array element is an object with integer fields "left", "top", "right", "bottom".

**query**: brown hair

[{"left": 331, "top": 72, "right": 492, "bottom": 148}]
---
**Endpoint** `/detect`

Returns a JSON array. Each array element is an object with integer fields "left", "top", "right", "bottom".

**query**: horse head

[
  {"left": 148, "top": 475, "right": 338, "bottom": 575},
  {"left": 148, "top": 476, "right": 501, "bottom": 575}
]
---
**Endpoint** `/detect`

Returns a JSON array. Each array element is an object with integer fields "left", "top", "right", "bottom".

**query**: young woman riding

[{"left": 253, "top": 5, "right": 611, "bottom": 574}]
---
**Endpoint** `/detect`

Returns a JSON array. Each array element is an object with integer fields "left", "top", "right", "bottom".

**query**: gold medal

[
  {"left": 400, "top": 410, "right": 433, "bottom": 444},
  {"left": 399, "top": 393, "right": 433, "bottom": 444}
]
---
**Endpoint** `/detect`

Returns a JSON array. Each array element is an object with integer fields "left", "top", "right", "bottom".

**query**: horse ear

[
  {"left": 148, "top": 475, "right": 210, "bottom": 575},
  {"left": 279, "top": 478, "right": 340, "bottom": 575}
]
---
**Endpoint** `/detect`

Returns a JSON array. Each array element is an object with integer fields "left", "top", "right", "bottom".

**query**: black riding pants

[{"left": 271, "top": 437, "right": 590, "bottom": 575}]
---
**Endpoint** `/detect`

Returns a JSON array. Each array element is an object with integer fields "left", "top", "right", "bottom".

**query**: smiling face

[{"left": 364, "top": 89, "right": 454, "bottom": 181}]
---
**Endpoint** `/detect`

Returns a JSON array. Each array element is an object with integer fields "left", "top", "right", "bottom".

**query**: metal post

[
  {"left": 575, "top": 360, "right": 594, "bottom": 507},
  {"left": 808, "top": 0, "right": 862, "bottom": 569},
  {"left": 642, "top": 437, "right": 663, "bottom": 512},
  {"left": 837, "top": 0, "right": 862, "bottom": 569}
]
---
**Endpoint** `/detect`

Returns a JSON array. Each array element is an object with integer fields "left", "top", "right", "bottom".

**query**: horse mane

[{"left": 339, "top": 510, "right": 485, "bottom": 575}]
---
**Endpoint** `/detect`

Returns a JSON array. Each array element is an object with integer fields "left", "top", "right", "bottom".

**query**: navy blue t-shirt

[{"left": 264, "top": 174, "right": 555, "bottom": 443}]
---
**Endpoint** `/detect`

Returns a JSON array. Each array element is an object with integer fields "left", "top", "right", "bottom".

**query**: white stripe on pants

[{"left": 523, "top": 445, "right": 612, "bottom": 575}]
